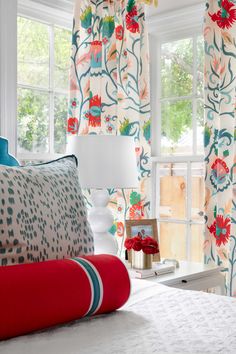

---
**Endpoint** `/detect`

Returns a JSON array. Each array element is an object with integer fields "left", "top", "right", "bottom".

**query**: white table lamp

[{"left": 67, "top": 135, "right": 138, "bottom": 255}]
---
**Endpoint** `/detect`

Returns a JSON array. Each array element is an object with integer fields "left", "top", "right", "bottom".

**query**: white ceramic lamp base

[{"left": 88, "top": 190, "right": 118, "bottom": 255}]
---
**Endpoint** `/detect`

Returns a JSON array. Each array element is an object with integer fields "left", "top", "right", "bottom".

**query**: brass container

[{"left": 131, "top": 250, "right": 153, "bottom": 270}]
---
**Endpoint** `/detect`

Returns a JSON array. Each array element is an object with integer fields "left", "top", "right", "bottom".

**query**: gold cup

[{"left": 131, "top": 250, "right": 153, "bottom": 270}]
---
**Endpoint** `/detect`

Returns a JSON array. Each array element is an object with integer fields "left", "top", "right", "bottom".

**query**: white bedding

[{"left": 1, "top": 280, "right": 236, "bottom": 354}]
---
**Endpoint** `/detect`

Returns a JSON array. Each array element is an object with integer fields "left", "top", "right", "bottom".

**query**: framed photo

[{"left": 125, "top": 219, "right": 160, "bottom": 262}]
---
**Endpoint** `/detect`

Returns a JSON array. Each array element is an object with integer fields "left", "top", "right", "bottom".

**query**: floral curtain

[
  {"left": 68, "top": 0, "right": 151, "bottom": 254},
  {"left": 204, "top": 0, "right": 236, "bottom": 296}
]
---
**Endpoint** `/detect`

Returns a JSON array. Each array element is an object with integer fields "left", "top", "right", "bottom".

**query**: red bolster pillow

[{"left": 0, "top": 255, "right": 130, "bottom": 340}]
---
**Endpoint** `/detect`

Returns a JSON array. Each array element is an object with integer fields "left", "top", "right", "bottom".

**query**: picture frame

[{"left": 125, "top": 219, "right": 160, "bottom": 262}]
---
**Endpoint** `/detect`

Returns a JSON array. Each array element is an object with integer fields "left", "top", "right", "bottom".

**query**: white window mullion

[
  {"left": 150, "top": 36, "right": 162, "bottom": 158},
  {"left": 155, "top": 163, "right": 161, "bottom": 220},
  {"left": 185, "top": 224, "right": 191, "bottom": 261},
  {"left": 151, "top": 155, "right": 204, "bottom": 163},
  {"left": 150, "top": 36, "right": 161, "bottom": 218},
  {"left": 18, "top": 84, "right": 49, "bottom": 95},
  {"left": 151, "top": 162, "right": 157, "bottom": 218},
  {"left": 192, "top": 35, "right": 198, "bottom": 155},
  {"left": 160, "top": 94, "right": 201, "bottom": 104},
  {"left": 18, "top": 83, "right": 51, "bottom": 93},
  {"left": 49, "top": 24, "right": 55, "bottom": 155},
  {"left": 192, "top": 99, "right": 197, "bottom": 155},
  {"left": 156, "top": 218, "right": 203, "bottom": 225},
  {"left": 186, "top": 161, "right": 192, "bottom": 261}
]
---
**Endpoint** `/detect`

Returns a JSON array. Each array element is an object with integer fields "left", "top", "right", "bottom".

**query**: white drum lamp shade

[
  {"left": 67, "top": 135, "right": 138, "bottom": 255},
  {"left": 67, "top": 135, "right": 138, "bottom": 189}
]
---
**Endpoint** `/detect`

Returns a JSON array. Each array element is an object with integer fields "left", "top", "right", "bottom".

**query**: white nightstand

[{"left": 131, "top": 261, "right": 225, "bottom": 295}]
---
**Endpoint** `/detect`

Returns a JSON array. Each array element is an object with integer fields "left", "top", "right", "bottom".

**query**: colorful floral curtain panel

[
  {"left": 68, "top": 0, "right": 151, "bottom": 253},
  {"left": 204, "top": 0, "right": 236, "bottom": 296}
]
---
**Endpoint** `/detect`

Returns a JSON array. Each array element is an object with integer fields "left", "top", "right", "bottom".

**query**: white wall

[{"left": 0, "top": 0, "right": 17, "bottom": 155}]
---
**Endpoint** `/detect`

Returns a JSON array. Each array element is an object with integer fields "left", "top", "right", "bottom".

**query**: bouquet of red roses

[{"left": 124, "top": 234, "right": 159, "bottom": 255}]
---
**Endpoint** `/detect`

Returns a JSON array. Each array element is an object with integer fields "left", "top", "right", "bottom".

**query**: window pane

[
  {"left": 197, "top": 99, "right": 204, "bottom": 155},
  {"left": 18, "top": 17, "right": 49, "bottom": 87},
  {"left": 17, "top": 88, "right": 49, "bottom": 153},
  {"left": 161, "top": 38, "right": 193, "bottom": 98},
  {"left": 54, "top": 27, "right": 71, "bottom": 90},
  {"left": 54, "top": 94, "right": 68, "bottom": 154},
  {"left": 159, "top": 163, "right": 187, "bottom": 220},
  {"left": 191, "top": 162, "right": 204, "bottom": 221},
  {"left": 197, "top": 36, "right": 204, "bottom": 96},
  {"left": 191, "top": 224, "right": 204, "bottom": 262},
  {"left": 161, "top": 100, "right": 192, "bottom": 155},
  {"left": 159, "top": 222, "right": 186, "bottom": 260}
]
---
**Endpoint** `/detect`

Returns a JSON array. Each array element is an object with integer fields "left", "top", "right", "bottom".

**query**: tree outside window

[{"left": 17, "top": 17, "right": 71, "bottom": 157}]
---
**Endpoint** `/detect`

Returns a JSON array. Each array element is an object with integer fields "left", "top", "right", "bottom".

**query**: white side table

[{"left": 131, "top": 261, "right": 225, "bottom": 295}]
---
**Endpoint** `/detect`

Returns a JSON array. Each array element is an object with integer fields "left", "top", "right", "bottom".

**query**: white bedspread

[{"left": 1, "top": 280, "right": 236, "bottom": 354}]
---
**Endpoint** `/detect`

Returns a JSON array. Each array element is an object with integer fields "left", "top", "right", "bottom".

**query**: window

[
  {"left": 17, "top": 16, "right": 71, "bottom": 161},
  {"left": 152, "top": 34, "right": 204, "bottom": 262},
  {"left": 161, "top": 35, "right": 204, "bottom": 155}
]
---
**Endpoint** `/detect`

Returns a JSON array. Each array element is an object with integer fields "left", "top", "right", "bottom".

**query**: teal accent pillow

[
  {"left": 0, "top": 137, "right": 19, "bottom": 166},
  {"left": 0, "top": 155, "right": 94, "bottom": 266}
]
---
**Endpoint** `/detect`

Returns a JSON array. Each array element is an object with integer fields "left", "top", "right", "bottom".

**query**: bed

[
  {"left": 0, "top": 279, "right": 236, "bottom": 354},
  {"left": 0, "top": 137, "right": 236, "bottom": 353}
]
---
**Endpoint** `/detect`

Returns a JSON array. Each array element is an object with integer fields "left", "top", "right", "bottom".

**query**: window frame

[
  {"left": 17, "top": 0, "right": 72, "bottom": 161},
  {"left": 149, "top": 16, "right": 205, "bottom": 262},
  {"left": 0, "top": 0, "right": 17, "bottom": 156}
]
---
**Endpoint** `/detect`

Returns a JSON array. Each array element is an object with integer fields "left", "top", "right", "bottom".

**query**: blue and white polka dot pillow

[{"left": 0, "top": 155, "right": 94, "bottom": 266}]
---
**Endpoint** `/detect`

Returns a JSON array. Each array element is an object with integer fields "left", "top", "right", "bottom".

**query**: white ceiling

[
  {"left": 146, "top": 0, "right": 204, "bottom": 17},
  {"left": 30, "top": 0, "right": 205, "bottom": 17},
  {"left": 32, "top": 0, "right": 204, "bottom": 17}
]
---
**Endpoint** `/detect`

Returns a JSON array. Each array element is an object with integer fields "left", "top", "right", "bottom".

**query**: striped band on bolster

[{"left": 72, "top": 257, "right": 104, "bottom": 316}]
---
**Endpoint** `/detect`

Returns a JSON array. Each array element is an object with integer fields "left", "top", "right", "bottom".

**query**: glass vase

[{"left": 131, "top": 250, "right": 153, "bottom": 270}]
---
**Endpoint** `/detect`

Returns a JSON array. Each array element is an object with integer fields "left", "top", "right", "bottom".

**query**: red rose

[
  {"left": 141, "top": 237, "right": 159, "bottom": 255},
  {"left": 131, "top": 236, "right": 142, "bottom": 251},
  {"left": 116, "top": 25, "right": 124, "bottom": 40},
  {"left": 124, "top": 237, "right": 134, "bottom": 250},
  {"left": 124, "top": 235, "right": 143, "bottom": 251}
]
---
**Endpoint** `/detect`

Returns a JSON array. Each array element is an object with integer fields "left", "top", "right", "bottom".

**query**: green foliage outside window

[
  {"left": 161, "top": 36, "right": 204, "bottom": 154},
  {"left": 17, "top": 17, "right": 71, "bottom": 155}
]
